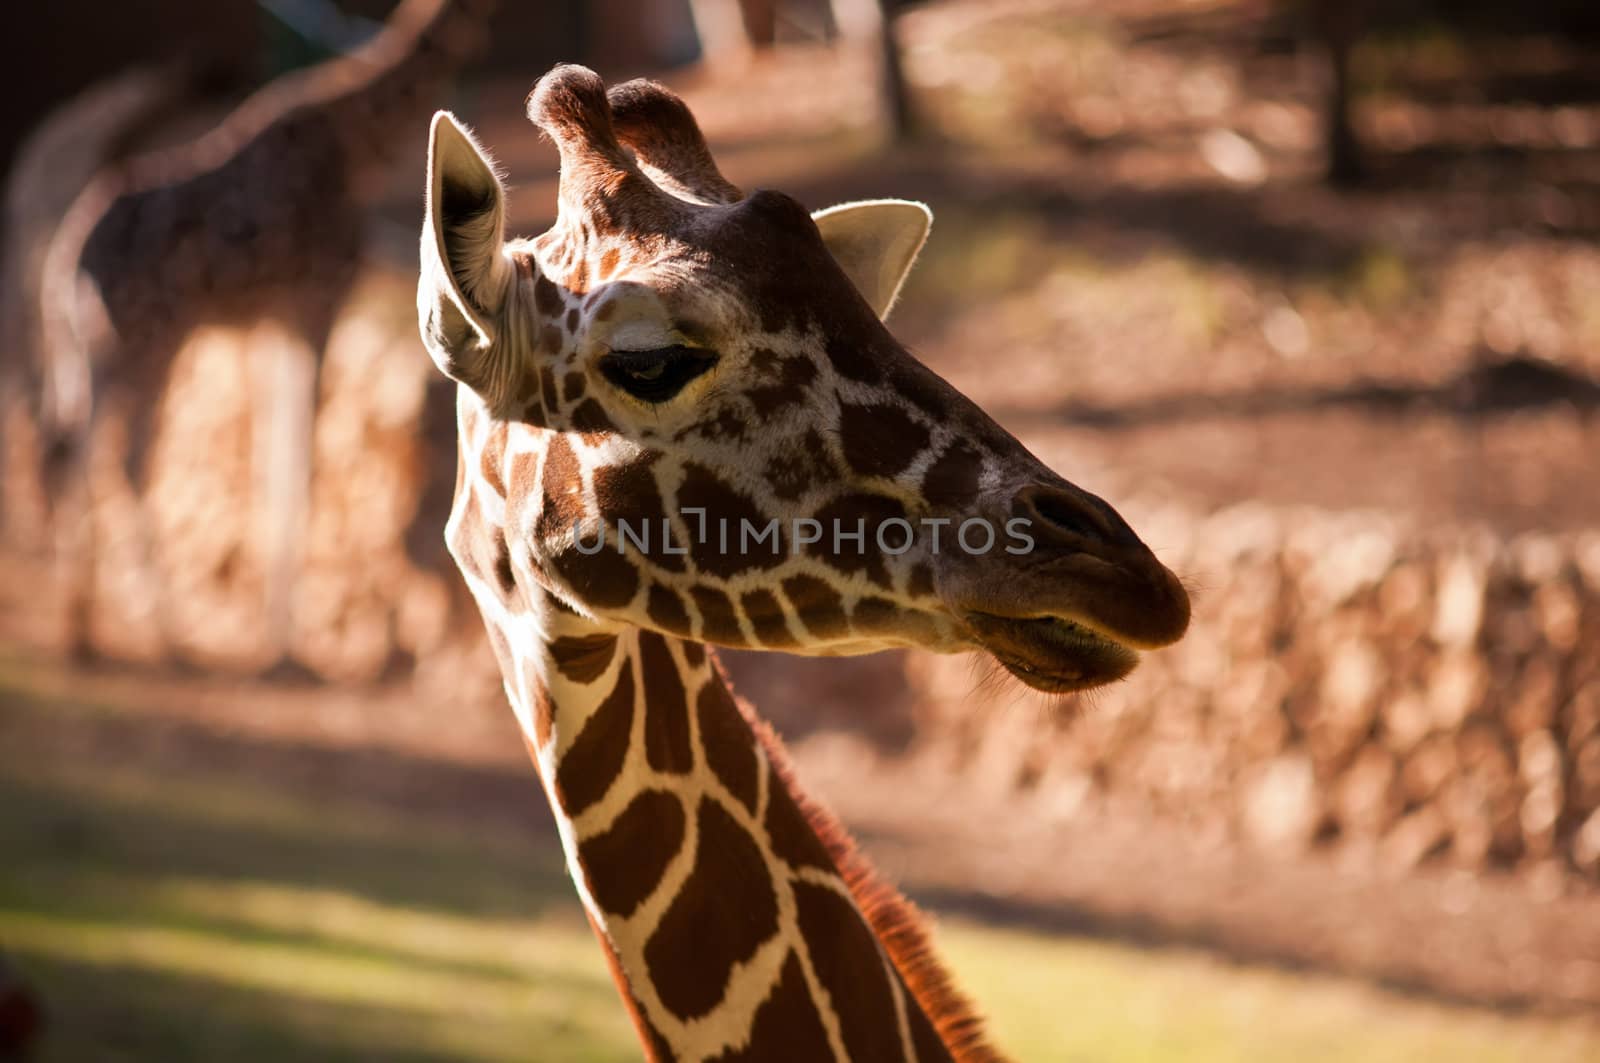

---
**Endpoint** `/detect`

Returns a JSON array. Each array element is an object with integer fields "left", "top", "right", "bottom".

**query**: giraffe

[
  {"left": 418, "top": 66, "right": 1190, "bottom": 1061},
  {"left": 34, "top": 0, "right": 493, "bottom": 670},
  {"left": 2, "top": 62, "right": 207, "bottom": 546}
]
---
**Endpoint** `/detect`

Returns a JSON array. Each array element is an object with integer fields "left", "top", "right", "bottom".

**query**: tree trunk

[
  {"left": 1325, "top": 30, "right": 1363, "bottom": 184},
  {"left": 833, "top": 0, "right": 917, "bottom": 141},
  {"left": 1313, "top": 0, "right": 1368, "bottom": 186},
  {"left": 686, "top": 0, "right": 759, "bottom": 68},
  {"left": 737, "top": 0, "right": 777, "bottom": 49},
  {"left": 877, "top": 0, "right": 917, "bottom": 142}
]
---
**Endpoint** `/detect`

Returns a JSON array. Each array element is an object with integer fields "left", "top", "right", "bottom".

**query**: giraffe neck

[
  {"left": 314, "top": 0, "right": 495, "bottom": 155},
  {"left": 446, "top": 412, "right": 984, "bottom": 1059},
  {"left": 503, "top": 607, "right": 962, "bottom": 1062},
  {"left": 122, "top": 0, "right": 493, "bottom": 189}
]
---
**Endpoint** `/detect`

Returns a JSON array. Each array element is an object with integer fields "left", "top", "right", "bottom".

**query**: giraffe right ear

[
  {"left": 812, "top": 199, "right": 932, "bottom": 321},
  {"left": 420, "top": 111, "right": 510, "bottom": 386}
]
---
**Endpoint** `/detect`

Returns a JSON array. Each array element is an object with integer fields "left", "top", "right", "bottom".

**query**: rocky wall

[{"left": 908, "top": 503, "right": 1600, "bottom": 882}]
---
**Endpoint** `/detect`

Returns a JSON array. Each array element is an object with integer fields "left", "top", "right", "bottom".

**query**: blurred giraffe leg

[
  {"left": 250, "top": 319, "right": 322, "bottom": 674},
  {"left": 0, "top": 389, "right": 40, "bottom": 551},
  {"left": 829, "top": 0, "right": 882, "bottom": 41},
  {"left": 117, "top": 390, "right": 191, "bottom": 663},
  {"left": 687, "top": 0, "right": 757, "bottom": 70},
  {"left": 45, "top": 433, "right": 96, "bottom": 662}
]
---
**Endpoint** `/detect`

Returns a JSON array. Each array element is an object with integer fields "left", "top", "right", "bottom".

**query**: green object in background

[{"left": 256, "top": 0, "right": 382, "bottom": 76}]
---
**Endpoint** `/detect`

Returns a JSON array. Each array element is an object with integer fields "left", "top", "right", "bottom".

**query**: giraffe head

[{"left": 419, "top": 65, "right": 1188, "bottom": 694}]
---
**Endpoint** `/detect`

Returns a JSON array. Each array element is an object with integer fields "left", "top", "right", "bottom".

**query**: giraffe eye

[{"left": 600, "top": 345, "right": 717, "bottom": 403}]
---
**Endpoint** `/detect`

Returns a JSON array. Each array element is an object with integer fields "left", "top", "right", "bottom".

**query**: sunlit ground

[{"left": 2, "top": 671, "right": 1596, "bottom": 1063}]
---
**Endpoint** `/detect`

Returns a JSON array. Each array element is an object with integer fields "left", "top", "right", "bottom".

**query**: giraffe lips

[{"left": 966, "top": 612, "right": 1140, "bottom": 694}]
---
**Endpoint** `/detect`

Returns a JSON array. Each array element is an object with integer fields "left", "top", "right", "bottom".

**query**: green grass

[
  {"left": 0, "top": 765, "right": 639, "bottom": 1063},
  {"left": 939, "top": 924, "right": 1597, "bottom": 1063},
  {"left": 1, "top": 683, "right": 1597, "bottom": 1061}
]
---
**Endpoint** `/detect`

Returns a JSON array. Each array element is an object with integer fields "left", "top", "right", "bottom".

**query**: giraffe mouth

[{"left": 965, "top": 612, "right": 1140, "bottom": 694}]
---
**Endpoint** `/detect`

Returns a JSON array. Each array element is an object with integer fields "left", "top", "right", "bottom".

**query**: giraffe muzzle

[{"left": 943, "top": 481, "right": 1191, "bottom": 691}]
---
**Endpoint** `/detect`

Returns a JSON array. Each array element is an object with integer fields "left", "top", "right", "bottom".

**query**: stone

[
  {"left": 1506, "top": 659, "right": 1559, "bottom": 738},
  {"left": 1535, "top": 580, "right": 1582, "bottom": 651},
  {"left": 1321, "top": 636, "right": 1383, "bottom": 727},
  {"left": 1383, "top": 806, "right": 1449, "bottom": 871},
  {"left": 1573, "top": 808, "right": 1600, "bottom": 875},
  {"left": 1401, "top": 735, "right": 1457, "bottom": 803},
  {"left": 1242, "top": 754, "right": 1320, "bottom": 852},
  {"left": 1334, "top": 746, "right": 1398, "bottom": 836},
  {"left": 1382, "top": 692, "right": 1433, "bottom": 753},
  {"left": 1427, "top": 652, "right": 1485, "bottom": 731},
  {"left": 1432, "top": 552, "right": 1486, "bottom": 648},
  {"left": 1573, "top": 736, "right": 1600, "bottom": 808}
]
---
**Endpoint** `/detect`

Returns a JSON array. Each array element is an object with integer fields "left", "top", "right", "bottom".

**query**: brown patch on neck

[
  {"left": 554, "top": 661, "right": 636, "bottom": 817},
  {"left": 680, "top": 640, "right": 706, "bottom": 668},
  {"left": 578, "top": 790, "right": 686, "bottom": 918},
  {"left": 646, "top": 584, "right": 694, "bottom": 637},
  {"left": 696, "top": 679, "right": 759, "bottom": 814},
  {"left": 717, "top": 659, "right": 1008, "bottom": 1063},
  {"left": 644, "top": 797, "right": 780, "bottom": 1021},
  {"left": 548, "top": 632, "right": 618, "bottom": 684},
  {"left": 637, "top": 631, "right": 693, "bottom": 773},
  {"left": 525, "top": 668, "right": 554, "bottom": 750},
  {"left": 705, "top": 952, "right": 833, "bottom": 1063},
  {"left": 792, "top": 879, "right": 908, "bottom": 1060}
]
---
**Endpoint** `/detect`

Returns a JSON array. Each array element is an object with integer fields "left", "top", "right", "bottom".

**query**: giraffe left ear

[
  {"left": 420, "top": 112, "right": 511, "bottom": 396},
  {"left": 812, "top": 199, "right": 932, "bottom": 320}
]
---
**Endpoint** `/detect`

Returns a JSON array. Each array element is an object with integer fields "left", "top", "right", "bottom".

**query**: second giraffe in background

[{"left": 33, "top": 0, "right": 493, "bottom": 673}]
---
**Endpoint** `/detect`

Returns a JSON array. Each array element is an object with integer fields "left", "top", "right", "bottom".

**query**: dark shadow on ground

[
  {"left": 7, "top": 953, "right": 621, "bottom": 1063},
  {"left": 785, "top": 157, "right": 1373, "bottom": 279},
  {"left": 1028, "top": 353, "right": 1600, "bottom": 430},
  {"left": 0, "top": 682, "right": 565, "bottom": 922},
  {"left": 15, "top": 958, "right": 464, "bottom": 1063}
]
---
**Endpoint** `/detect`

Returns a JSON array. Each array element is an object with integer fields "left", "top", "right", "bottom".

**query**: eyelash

[{"left": 599, "top": 345, "right": 718, "bottom": 403}]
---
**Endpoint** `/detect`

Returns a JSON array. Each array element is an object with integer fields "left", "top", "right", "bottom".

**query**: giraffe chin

[{"left": 966, "top": 612, "right": 1141, "bottom": 694}]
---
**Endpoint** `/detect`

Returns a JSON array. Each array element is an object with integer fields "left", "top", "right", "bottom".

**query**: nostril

[
  {"left": 1021, "top": 484, "right": 1144, "bottom": 547},
  {"left": 1030, "top": 490, "right": 1101, "bottom": 541}
]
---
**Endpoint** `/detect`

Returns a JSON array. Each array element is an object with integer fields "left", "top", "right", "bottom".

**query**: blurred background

[{"left": 3, "top": 0, "right": 1600, "bottom": 1059}]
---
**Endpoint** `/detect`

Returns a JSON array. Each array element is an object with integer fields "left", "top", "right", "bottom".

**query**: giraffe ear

[
  {"left": 812, "top": 199, "right": 931, "bottom": 320},
  {"left": 420, "top": 111, "right": 510, "bottom": 386}
]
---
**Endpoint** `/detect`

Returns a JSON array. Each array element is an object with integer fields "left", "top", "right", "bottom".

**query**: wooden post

[
  {"left": 1310, "top": 0, "right": 1369, "bottom": 186},
  {"left": 833, "top": 0, "right": 918, "bottom": 142}
]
